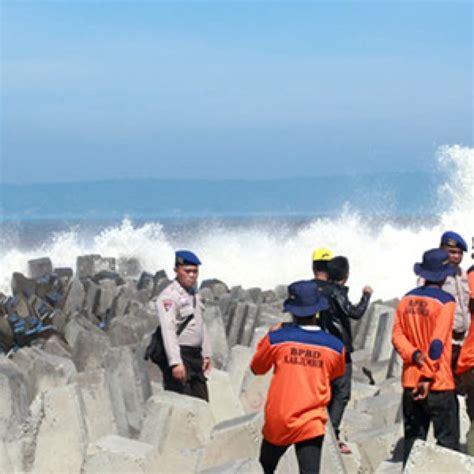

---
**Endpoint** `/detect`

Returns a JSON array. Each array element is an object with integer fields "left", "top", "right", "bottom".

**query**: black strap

[{"left": 176, "top": 314, "right": 194, "bottom": 336}]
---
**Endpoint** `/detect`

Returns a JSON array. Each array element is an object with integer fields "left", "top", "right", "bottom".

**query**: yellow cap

[{"left": 312, "top": 247, "right": 333, "bottom": 261}]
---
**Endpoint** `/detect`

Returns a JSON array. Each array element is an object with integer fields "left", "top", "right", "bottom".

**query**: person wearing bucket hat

[
  {"left": 392, "top": 248, "right": 459, "bottom": 464},
  {"left": 250, "top": 280, "right": 346, "bottom": 474}
]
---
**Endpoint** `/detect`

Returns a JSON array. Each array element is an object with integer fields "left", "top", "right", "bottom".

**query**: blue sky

[{"left": 1, "top": 1, "right": 472, "bottom": 183}]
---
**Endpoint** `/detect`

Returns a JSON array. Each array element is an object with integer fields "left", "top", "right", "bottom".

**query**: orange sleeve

[
  {"left": 468, "top": 267, "right": 474, "bottom": 295},
  {"left": 392, "top": 305, "right": 419, "bottom": 363},
  {"left": 391, "top": 303, "right": 432, "bottom": 379},
  {"left": 468, "top": 268, "right": 474, "bottom": 313},
  {"left": 457, "top": 313, "right": 474, "bottom": 374},
  {"left": 250, "top": 333, "right": 274, "bottom": 375}
]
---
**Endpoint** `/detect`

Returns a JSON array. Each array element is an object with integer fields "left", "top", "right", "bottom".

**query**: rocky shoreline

[{"left": 1, "top": 254, "right": 473, "bottom": 473}]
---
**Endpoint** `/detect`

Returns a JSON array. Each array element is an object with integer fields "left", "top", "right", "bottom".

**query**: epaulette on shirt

[
  {"left": 268, "top": 324, "right": 344, "bottom": 354},
  {"left": 405, "top": 286, "right": 455, "bottom": 304}
]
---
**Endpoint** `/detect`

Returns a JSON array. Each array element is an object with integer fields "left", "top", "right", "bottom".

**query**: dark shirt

[{"left": 318, "top": 281, "right": 371, "bottom": 361}]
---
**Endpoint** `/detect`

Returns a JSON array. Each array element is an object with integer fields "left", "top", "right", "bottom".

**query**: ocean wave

[{"left": 0, "top": 145, "right": 472, "bottom": 300}]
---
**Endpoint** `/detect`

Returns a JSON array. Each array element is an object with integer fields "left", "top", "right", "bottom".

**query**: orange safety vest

[
  {"left": 456, "top": 266, "right": 474, "bottom": 374},
  {"left": 392, "top": 286, "right": 455, "bottom": 391},
  {"left": 250, "top": 324, "right": 345, "bottom": 446}
]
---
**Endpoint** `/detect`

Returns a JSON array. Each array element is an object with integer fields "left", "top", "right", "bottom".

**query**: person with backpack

[{"left": 153, "top": 250, "right": 212, "bottom": 401}]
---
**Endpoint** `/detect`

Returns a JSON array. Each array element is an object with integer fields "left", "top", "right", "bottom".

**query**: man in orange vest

[
  {"left": 392, "top": 248, "right": 459, "bottom": 464},
  {"left": 456, "top": 259, "right": 474, "bottom": 455},
  {"left": 251, "top": 280, "right": 346, "bottom": 474}
]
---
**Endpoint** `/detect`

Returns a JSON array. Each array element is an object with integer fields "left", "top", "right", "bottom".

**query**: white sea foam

[{"left": 0, "top": 145, "right": 472, "bottom": 300}]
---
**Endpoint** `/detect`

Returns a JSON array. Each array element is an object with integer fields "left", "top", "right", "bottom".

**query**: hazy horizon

[{"left": 1, "top": 2, "right": 472, "bottom": 184}]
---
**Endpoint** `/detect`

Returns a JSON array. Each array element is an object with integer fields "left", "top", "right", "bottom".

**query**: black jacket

[{"left": 318, "top": 281, "right": 371, "bottom": 360}]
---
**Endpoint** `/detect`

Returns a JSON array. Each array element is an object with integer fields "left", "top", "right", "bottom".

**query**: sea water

[{"left": 0, "top": 145, "right": 472, "bottom": 301}]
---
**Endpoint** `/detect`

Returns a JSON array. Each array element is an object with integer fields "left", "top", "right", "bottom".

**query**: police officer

[
  {"left": 439, "top": 231, "right": 470, "bottom": 385},
  {"left": 155, "top": 250, "right": 212, "bottom": 401}
]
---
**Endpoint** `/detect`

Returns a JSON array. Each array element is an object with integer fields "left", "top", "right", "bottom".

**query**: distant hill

[{"left": 0, "top": 172, "right": 441, "bottom": 219}]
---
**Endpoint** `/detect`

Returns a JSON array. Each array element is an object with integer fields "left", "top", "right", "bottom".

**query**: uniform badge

[{"left": 163, "top": 299, "right": 173, "bottom": 312}]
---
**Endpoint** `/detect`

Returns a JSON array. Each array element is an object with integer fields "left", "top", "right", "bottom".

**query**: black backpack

[{"left": 144, "top": 314, "right": 194, "bottom": 367}]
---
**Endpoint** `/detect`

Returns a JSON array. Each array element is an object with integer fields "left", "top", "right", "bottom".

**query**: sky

[{"left": 1, "top": 1, "right": 472, "bottom": 184}]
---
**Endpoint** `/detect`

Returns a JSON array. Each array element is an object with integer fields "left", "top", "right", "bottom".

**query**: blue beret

[
  {"left": 440, "top": 231, "right": 467, "bottom": 252},
  {"left": 175, "top": 250, "right": 201, "bottom": 266}
]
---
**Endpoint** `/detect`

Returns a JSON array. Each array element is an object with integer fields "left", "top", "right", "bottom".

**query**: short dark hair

[
  {"left": 328, "top": 256, "right": 350, "bottom": 281},
  {"left": 312, "top": 260, "right": 329, "bottom": 274}
]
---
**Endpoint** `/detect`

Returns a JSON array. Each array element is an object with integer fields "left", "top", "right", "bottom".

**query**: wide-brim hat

[
  {"left": 283, "top": 280, "right": 329, "bottom": 318},
  {"left": 414, "top": 248, "right": 456, "bottom": 282}
]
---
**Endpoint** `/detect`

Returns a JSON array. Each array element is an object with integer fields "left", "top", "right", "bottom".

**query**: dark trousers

[
  {"left": 328, "top": 362, "right": 352, "bottom": 439},
  {"left": 259, "top": 436, "right": 324, "bottom": 474},
  {"left": 160, "top": 346, "right": 209, "bottom": 402},
  {"left": 402, "top": 388, "right": 459, "bottom": 464}
]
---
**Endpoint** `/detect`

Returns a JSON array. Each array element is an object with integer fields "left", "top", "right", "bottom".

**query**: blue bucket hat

[
  {"left": 175, "top": 250, "right": 201, "bottom": 266},
  {"left": 283, "top": 280, "right": 329, "bottom": 318},
  {"left": 414, "top": 248, "right": 456, "bottom": 282},
  {"left": 440, "top": 231, "right": 467, "bottom": 252}
]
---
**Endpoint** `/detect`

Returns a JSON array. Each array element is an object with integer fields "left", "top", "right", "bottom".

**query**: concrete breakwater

[{"left": 0, "top": 254, "right": 473, "bottom": 473}]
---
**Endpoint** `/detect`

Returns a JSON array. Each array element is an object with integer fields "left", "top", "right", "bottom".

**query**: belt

[{"left": 452, "top": 331, "right": 465, "bottom": 341}]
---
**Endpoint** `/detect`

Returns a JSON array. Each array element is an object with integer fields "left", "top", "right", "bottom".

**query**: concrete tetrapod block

[
  {"left": 75, "top": 369, "right": 119, "bottom": 443},
  {"left": 117, "top": 257, "right": 142, "bottom": 278},
  {"left": 207, "top": 368, "right": 245, "bottom": 424},
  {"left": 340, "top": 441, "right": 369, "bottom": 474},
  {"left": 339, "top": 409, "right": 375, "bottom": 439},
  {"left": 28, "top": 257, "right": 53, "bottom": 279},
  {"left": 225, "top": 344, "right": 254, "bottom": 396},
  {"left": 11, "top": 347, "right": 77, "bottom": 403},
  {"left": 95, "top": 279, "right": 117, "bottom": 315},
  {"left": 354, "top": 393, "right": 402, "bottom": 427},
  {"left": 203, "top": 303, "right": 229, "bottom": 369},
  {"left": 371, "top": 306, "right": 396, "bottom": 363},
  {"left": 378, "top": 377, "right": 403, "bottom": 397},
  {"left": 0, "top": 358, "right": 29, "bottom": 441},
  {"left": 62, "top": 278, "right": 85, "bottom": 316},
  {"left": 111, "top": 280, "right": 137, "bottom": 319},
  {"left": 362, "top": 303, "right": 395, "bottom": 353},
  {"left": 199, "top": 458, "right": 262, "bottom": 474},
  {"left": 108, "top": 302, "right": 156, "bottom": 347},
  {"left": 240, "top": 303, "right": 260, "bottom": 346},
  {"left": 374, "top": 460, "right": 403, "bottom": 473},
  {"left": 227, "top": 302, "right": 248, "bottom": 348},
  {"left": 386, "top": 348, "right": 403, "bottom": 380},
  {"left": 239, "top": 367, "right": 272, "bottom": 414},
  {"left": 82, "top": 279, "right": 101, "bottom": 319},
  {"left": 65, "top": 313, "right": 112, "bottom": 372},
  {"left": 198, "top": 411, "right": 263, "bottom": 471},
  {"left": 404, "top": 439, "right": 474, "bottom": 473},
  {"left": 77, "top": 255, "right": 116, "bottom": 279},
  {"left": 347, "top": 381, "right": 380, "bottom": 409},
  {"left": 32, "top": 384, "right": 88, "bottom": 474},
  {"left": 218, "top": 293, "right": 233, "bottom": 329},
  {"left": 140, "top": 391, "right": 215, "bottom": 450},
  {"left": 321, "top": 419, "right": 347, "bottom": 474},
  {"left": 104, "top": 345, "right": 151, "bottom": 438},
  {"left": 83, "top": 435, "right": 160, "bottom": 474},
  {"left": 350, "top": 424, "right": 403, "bottom": 473}
]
